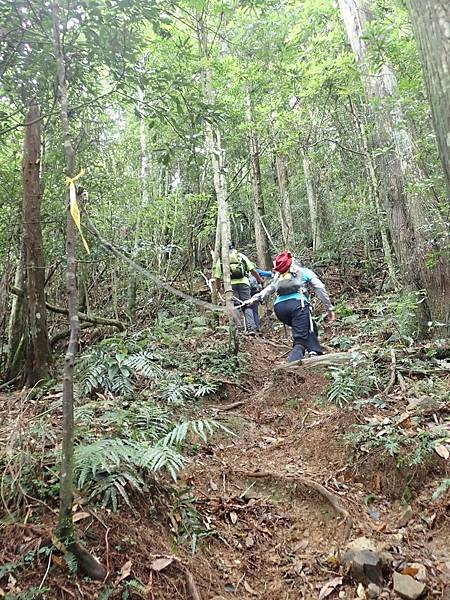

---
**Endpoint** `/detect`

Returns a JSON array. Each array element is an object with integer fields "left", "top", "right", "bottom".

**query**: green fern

[
  {"left": 432, "top": 479, "right": 450, "bottom": 501},
  {"left": 77, "top": 348, "right": 163, "bottom": 398},
  {"left": 161, "top": 419, "right": 232, "bottom": 446},
  {"left": 327, "top": 356, "right": 376, "bottom": 408}
]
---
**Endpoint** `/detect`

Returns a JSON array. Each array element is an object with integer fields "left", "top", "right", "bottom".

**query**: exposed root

[{"left": 237, "top": 470, "right": 353, "bottom": 542}]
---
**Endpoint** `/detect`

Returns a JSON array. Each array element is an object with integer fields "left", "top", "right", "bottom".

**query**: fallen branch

[
  {"left": 214, "top": 400, "right": 247, "bottom": 412},
  {"left": 10, "top": 285, "right": 125, "bottom": 331},
  {"left": 238, "top": 470, "right": 353, "bottom": 541},
  {"left": 274, "top": 352, "right": 355, "bottom": 373},
  {"left": 50, "top": 322, "right": 93, "bottom": 347}
]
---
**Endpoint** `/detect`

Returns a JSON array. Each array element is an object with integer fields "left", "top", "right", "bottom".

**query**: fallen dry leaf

[
  {"left": 245, "top": 534, "right": 255, "bottom": 548},
  {"left": 229, "top": 511, "right": 238, "bottom": 524},
  {"left": 150, "top": 557, "right": 174, "bottom": 572},
  {"left": 73, "top": 511, "right": 90, "bottom": 523},
  {"left": 52, "top": 555, "right": 66, "bottom": 570},
  {"left": 117, "top": 560, "right": 132, "bottom": 583},
  {"left": 401, "top": 566, "right": 419, "bottom": 577},
  {"left": 434, "top": 444, "right": 449, "bottom": 460},
  {"left": 318, "top": 576, "right": 343, "bottom": 600},
  {"left": 243, "top": 581, "right": 259, "bottom": 596}
]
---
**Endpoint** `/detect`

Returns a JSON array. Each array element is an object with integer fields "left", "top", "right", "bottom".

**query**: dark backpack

[{"left": 277, "top": 269, "right": 307, "bottom": 299}]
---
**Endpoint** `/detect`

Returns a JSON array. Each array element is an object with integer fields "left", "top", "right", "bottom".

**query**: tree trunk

[
  {"left": 274, "top": 150, "right": 294, "bottom": 248},
  {"left": 197, "top": 14, "right": 237, "bottom": 353},
  {"left": 127, "top": 86, "right": 150, "bottom": 318},
  {"left": 5, "top": 250, "right": 27, "bottom": 380},
  {"left": 349, "top": 99, "right": 398, "bottom": 287},
  {"left": 338, "top": 0, "right": 450, "bottom": 333},
  {"left": 405, "top": 0, "right": 450, "bottom": 195},
  {"left": 52, "top": 2, "right": 78, "bottom": 544},
  {"left": 51, "top": 5, "right": 106, "bottom": 579},
  {"left": 246, "top": 91, "right": 271, "bottom": 268},
  {"left": 301, "top": 149, "right": 321, "bottom": 252},
  {"left": 22, "top": 100, "right": 50, "bottom": 386}
]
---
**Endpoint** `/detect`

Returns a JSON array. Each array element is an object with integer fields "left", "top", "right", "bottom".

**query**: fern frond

[{"left": 160, "top": 419, "right": 232, "bottom": 447}]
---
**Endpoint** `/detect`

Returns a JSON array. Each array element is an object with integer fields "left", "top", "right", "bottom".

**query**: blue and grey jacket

[{"left": 253, "top": 263, "right": 334, "bottom": 310}]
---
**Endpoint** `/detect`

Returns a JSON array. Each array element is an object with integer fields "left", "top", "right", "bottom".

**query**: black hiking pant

[{"left": 274, "top": 299, "right": 322, "bottom": 358}]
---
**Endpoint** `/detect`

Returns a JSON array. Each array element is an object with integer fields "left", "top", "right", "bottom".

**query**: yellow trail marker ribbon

[{"left": 65, "top": 168, "right": 90, "bottom": 254}]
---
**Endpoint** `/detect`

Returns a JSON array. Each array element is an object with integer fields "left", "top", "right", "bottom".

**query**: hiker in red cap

[{"left": 247, "top": 251, "right": 335, "bottom": 362}]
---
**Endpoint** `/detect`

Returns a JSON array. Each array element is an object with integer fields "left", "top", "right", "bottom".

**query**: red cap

[{"left": 274, "top": 251, "right": 293, "bottom": 274}]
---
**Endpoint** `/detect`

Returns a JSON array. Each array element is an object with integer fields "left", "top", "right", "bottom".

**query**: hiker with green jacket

[{"left": 214, "top": 242, "right": 263, "bottom": 333}]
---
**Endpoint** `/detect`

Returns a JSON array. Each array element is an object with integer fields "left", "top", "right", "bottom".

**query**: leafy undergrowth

[{"left": 1, "top": 292, "right": 450, "bottom": 599}]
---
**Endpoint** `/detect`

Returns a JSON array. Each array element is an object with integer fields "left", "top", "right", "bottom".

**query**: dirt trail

[
  {"left": 1, "top": 332, "right": 449, "bottom": 599},
  {"left": 183, "top": 335, "right": 450, "bottom": 600}
]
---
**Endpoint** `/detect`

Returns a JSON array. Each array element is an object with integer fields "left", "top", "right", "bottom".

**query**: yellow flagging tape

[{"left": 65, "top": 168, "right": 90, "bottom": 254}]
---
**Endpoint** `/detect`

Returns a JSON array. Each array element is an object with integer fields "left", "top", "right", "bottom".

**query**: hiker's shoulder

[{"left": 296, "top": 265, "right": 317, "bottom": 281}]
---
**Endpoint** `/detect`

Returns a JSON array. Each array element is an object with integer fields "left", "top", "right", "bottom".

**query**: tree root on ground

[{"left": 237, "top": 470, "right": 353, "bottom": 541}]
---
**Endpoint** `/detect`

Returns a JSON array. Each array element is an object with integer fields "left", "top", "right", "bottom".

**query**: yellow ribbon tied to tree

[{"left": 65, "top": 168, "right": 90, "bottom": 254}]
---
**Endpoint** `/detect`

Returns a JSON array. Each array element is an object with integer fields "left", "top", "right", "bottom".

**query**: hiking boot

[
  {"left": 308, "top": 351, "right": 318, "bottom": 357},
  {"left": 288, "top": 345, "right": 304, "bottom": 363}
]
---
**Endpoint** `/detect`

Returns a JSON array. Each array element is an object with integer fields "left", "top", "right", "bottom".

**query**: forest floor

[{"left": 1, "top": 296, "right": 450, "bottom": 599}]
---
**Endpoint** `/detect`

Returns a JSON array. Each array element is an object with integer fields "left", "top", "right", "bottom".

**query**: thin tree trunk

[
  {"left": 5, "top": 250, "right": 26, "bottom": 379},
  {"left": 274, "top": 149, "right": 294, "bottom": 248},
  {"left": 301, "top": 149, "right": 321, "bottom": 252},
  {"left": 52, "top": 1, "right": 78, "bottom": 544},
  {"left": 246, "top": 90, "right": 271, "bottom": 268},
  {"left": 22, "top": 100, "right": 50, "bottom": 385},
  {"left": 127, "top": 86, "right": 150, "bottom": 318},
  {"left": 197, "top": 13, "right": 237, "bottom": 353},
  {"left": 406, "top": 0, "right": 450, "bottom": 195},
  {"left": 338, "top": 0, "right": 450, "bottom": 333},
  {"left": 51, "top": 4, "right": 106, "bottom": 578}
]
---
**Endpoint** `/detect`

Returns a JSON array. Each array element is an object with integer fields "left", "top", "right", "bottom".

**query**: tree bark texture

[
  {"left": 22, "top": 100, "right": 51, "bottom": 385},
  {"left": 338, "top": 0, "right": 450, "bottom": 332},
  {"left": 406, "top": 0, "right": 450, "bottom": 195},
  {"left": 246, "top": 91, "right": 271, "bottom": 268}
]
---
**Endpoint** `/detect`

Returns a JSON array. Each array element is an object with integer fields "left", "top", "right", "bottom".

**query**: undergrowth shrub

[
  {"left": 345, "top": 417, "right": 447, "bottom": 467},
  {"left": 326, "top": 354, "right": 381, "bottom": 408},
  {"left": 1, "top": 325, "right": 233, "bottom": 516}
]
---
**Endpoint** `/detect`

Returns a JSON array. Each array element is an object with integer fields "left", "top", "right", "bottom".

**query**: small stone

[
  {"left": 343, "top": 549, "right": 384, "bottom": 586},
  {"left": 357, "top": 582, "right": 367, "bottom": 599},
  {"left": 393, "top": 572, "right": 426, "bottom": 600},
  {"left": 408, "top": 563, "right": 427, "bottom": 582},
  {"left": 367, "top": 583, "right": 382, "bottom": 598},
  {"left": 397, "top": 506, "right": 413, "bottom": 528},
  {"left": 380, "top": 551, "right": 394, "bottom": 566},
  {"left": 346, "top": 537, "right": 380, "bottom": 553}
]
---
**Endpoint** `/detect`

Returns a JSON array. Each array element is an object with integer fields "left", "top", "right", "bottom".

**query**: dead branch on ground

[{"left": 274, "top": 352, "right": 355, "bottom": 373}]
